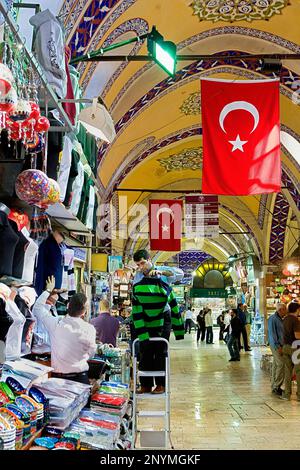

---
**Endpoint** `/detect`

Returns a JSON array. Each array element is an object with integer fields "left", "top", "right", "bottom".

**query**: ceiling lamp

[
  {"left": 78, "top": 97, "right": 116, "bottom": 143},
  {"left": 147, "top": 26, "right": 177, "bottom": 76}
]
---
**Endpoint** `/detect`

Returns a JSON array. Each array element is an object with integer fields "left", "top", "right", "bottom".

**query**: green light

[
  {"left": 154, "top": 42, "right": 176, "bottom": 75},
  {"left": 147, "top": 26, "right": 177, "bottom": 76}
]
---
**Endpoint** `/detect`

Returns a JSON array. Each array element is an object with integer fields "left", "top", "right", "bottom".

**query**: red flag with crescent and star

[
  {"left": 201, "top": 78, "right": 281, "bottom": 195},
  {"left": 149, "top": 199, "right": 183, "bottom": 251}
]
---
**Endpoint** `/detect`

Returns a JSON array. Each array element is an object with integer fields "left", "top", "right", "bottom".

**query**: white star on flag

[
  {"left": 228, "top": 134, "right": 248, "bottom": 152},
  {"left": 162, "top": 224, "right": 169, "bottom": 232}
]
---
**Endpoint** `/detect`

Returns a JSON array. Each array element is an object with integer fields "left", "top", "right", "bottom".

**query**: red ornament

[
  {"left": 29, "top": 101, "right": 40, "bottom": 121},
  {"left": 282, "top": 269, "right": 291, "bottom": 277},
  {"left": 10, "top": 130, "right": 21, "bottom": 141},
  {"left": 34, "top": 116, "right": 50, "bottom": 133}
]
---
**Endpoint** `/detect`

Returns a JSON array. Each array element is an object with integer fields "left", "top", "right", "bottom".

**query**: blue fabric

[
  {"left": 268, "top": 312, "right": 284, "bottom": 349},
  {"left": 34, "top": 234, "right": 64, "bottom": 296},
  {"left": 133, "top": 266, "right": 174, "bottom": 285}
]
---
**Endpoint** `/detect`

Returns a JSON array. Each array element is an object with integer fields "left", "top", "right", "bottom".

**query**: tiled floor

[{"left": 137, "top": 329, "right": 300, "bottom": 449}]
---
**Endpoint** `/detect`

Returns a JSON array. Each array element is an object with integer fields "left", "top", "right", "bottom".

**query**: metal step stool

[{"left": 132, "top": 337, "right": 173, "bottom": 449}]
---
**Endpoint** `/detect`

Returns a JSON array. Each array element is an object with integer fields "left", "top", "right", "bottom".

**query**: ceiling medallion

[
  {"left": 180, "top": 92, "right": 201, "bottom": 116},
  {"left": 190, "top": 0, "right": 289, "bottom": 22},
  {"left": 158, "top": 148, "right": 202, "bottom": 172}
]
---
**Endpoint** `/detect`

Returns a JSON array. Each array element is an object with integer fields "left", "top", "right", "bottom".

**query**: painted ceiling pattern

[
  {"left": 55, "top": 0, "right": 300, "bottom": 264},
  {"left": 180, "top": 92, "right": 201, "bottom": 116},
  {"left": 190, "top": 0, "right": 289, "bottom": 22},
  {"left": 158, "top": 148, "right": 202, "bottom": 173}
]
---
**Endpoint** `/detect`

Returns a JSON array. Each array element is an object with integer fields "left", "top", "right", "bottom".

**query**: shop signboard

[
  {"left": 108, "top": 255, "right": 123, "bottom": 273},
  {"left": 74, "top": 248, "right": 87, "bottom": 263},
  {"left": 185, "top": 195, "right": 219, "bottom": 239},
  {"left": 190, "top": 288, "right": 228, "bottom": 298},
  {"left": 172, "top": 286, "right": 185, "bottom": 301}
]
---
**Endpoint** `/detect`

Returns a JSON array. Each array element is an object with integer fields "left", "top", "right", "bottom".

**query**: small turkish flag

[
  {"left": 201, "top": 78, "right": 281, "bottom": 195},
  {"left": 149, "top": 200, "right": 183, "bottom": 252}
]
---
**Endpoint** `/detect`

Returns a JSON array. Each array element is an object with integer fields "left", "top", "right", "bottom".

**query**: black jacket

[{"left": 230, "top": 316, "right": 243, "bottom": 338}]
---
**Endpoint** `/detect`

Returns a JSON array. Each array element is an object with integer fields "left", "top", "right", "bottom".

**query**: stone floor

[{"left": 137, "top": 329, "right": 300, "bottom": 450}]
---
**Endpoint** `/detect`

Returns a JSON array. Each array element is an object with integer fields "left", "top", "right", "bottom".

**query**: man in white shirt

[
  {"left": 185, "top": 308, "right": 194, "bottom": 334},
  {"left": 205, "top": 308, "right": 214, "bottom": 344},
  {"left": 33, "top": 284, "right": 97, "bottom": 385},
  {"left": 32, "top": 289, "right": 59, "bottom": 360}
]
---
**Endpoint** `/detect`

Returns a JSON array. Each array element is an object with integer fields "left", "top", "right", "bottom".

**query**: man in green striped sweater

[{"left": 132, "top": 276, "right": 185, "bottom": 394}]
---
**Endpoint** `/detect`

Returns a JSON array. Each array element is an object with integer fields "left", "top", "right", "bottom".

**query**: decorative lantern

[
  {"left": 34, "top": 116, "right": 50, "bottom": 133},
  {"left": 28, "top": 101, "right": 40, "bottom": 121},
  {"left": 37, "top": 178, "right": 60, "bottom": 209},
  {"left": 15, "top": 170, "right": 50, "bottom": 205},
  {"left": 0, "top": 64, "right": 14, "bottom": 96},
  {"left": 9, "top": 99, "right": 31, "bottom": 122},
  {"left": 24, "top": 133, "right": 44, "bottom": 153},
  {"left": 0, "top": 86, "right": 17, "bottom": 113}
]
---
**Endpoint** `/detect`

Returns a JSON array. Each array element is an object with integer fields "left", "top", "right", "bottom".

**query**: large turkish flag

[
  {"left": 149, "top": 200, "right": 183, "bottom": 252},
  {"left": 201, "top": 78, "right": 281, "bottom": 195}
]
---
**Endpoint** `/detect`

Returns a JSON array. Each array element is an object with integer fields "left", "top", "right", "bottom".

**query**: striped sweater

[{"left": 132, "top": 277, "right": 185, "bottom": 342}]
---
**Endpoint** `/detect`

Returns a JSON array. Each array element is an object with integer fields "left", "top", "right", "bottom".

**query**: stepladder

[{"left": 132, "top": 337, "right": 173, "bottom": 449}]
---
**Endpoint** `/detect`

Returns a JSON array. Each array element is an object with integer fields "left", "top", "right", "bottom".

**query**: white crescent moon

[
  {"left": 219, "top": 101, "right": 259, "bottom": 134},
  {"left": 156, "top": 207, "right": 174, "bottom": 223}
]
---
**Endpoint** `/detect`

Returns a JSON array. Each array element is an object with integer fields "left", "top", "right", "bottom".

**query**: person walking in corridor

[
  {"left": 227, "top": 309, "right": 243, "bottom": 362},
  {"left": 196, "top": 309, "right": 206, "bottom": 343},
  {"left": 268, "top": 302, "right": 287, "bottom": 396},
  {"left": 185, "top": 307, "right": 194, "bottom": 334},
  {"left": 205, "top": 308, "right": 214, "bottom": 344},
  {"left": 281, "top": 302, "right": 300, "bottom": 401}
]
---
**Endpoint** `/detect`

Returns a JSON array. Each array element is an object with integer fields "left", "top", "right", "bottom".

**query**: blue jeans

[{"left": 227, "top": 334, "right": 240, "bottom": 359}]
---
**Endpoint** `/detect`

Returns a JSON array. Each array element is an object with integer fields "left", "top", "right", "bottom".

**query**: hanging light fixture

[{"left": 78, "top": 97, "right": 116, "bottom": 143}]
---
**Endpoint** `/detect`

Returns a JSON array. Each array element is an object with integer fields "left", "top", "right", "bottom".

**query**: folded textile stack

[
  {"left": 90, "top": 392, "right": 128, "bottom": 418},
  {"left": 35, "top": 378, "right": 91, "bottom": 430},
  {"left": 98, "top": 381, "right": 129, "bottom": 398},
  {"left": 66, "top": 408, "right": 122, "bottom": 450}
]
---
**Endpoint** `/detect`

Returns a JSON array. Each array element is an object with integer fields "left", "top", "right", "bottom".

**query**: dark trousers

[
  {"left": 227, "top": 335, "right": 240, "bottom": 359},
  {"left": 206, "top": 326, "right": 213, "bottom": 343},
  {"left": 139, "top": 341, "right": 167, "bottom": 388},
  {"left": 185, "top": 319, "right": 193, "bottom": 334},
  {"left": 197, "top": 324, "right": 206, "bottom": 342},
  {"left": 219, "top": 325, "right": 226, "bottom": 341}
]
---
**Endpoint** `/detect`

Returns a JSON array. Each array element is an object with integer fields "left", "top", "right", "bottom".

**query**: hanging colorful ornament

[
  {"left": 8, "top": 210, "right": 29, "bottom": 231},
  {"left": 9, "top": 99, "right": 31, "bottom": 122},
  {"left": 37, "top": 179, "right": 60, "bottom": 209},
  {"left": 28, "top": 101, "right": 40, "bottom": 121},
  {"left": 0, "top": 64, "right": 14, "bottom": 96},
  {"left": 34, "top": 116, "right": 50, "bottom": 133},
  {"left": 24, "top": 132, "right": 43, "bottom": 153},
  {"left": 15, "top": 169, "right": 50, "bottom": 205},
  {"left": 0, "top": 86, "right": 17, "bottom": 113}
]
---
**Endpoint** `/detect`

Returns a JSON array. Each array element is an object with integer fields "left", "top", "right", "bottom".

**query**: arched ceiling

[{"left": 56, "top": 0, "right": 300, "bottom": 263}]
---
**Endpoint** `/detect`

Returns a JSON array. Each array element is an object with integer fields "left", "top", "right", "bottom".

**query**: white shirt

[
  {"left": 33, "top": 291, "right": 97, "bottom": 373},
  {"left": 32, "top": 291, "right": 59, "bottom": 354},
  {"left": 224, "top": 313, "right": 231, "bottom": 327},
  {"left": 5, "top": 300, "right": 25, "bottom": 360},
  {"left": 185, "top": 310, "right": 194, "bottom": 320},
  {"left": 205, "top": 311, "right": 213, "bottom": 327}
]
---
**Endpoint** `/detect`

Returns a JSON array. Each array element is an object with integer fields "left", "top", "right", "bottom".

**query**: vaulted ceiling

[{"left": 44, "top": 0, "right": 300, "bottom": 264}]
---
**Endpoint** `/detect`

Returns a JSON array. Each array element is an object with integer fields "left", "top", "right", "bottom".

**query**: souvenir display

[{"left": 15, "top": 169, "right": 50, "bottom": 205}]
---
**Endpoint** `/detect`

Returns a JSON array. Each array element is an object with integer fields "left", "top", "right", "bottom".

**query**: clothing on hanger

[
  {"left": 21, "top": 227, "right": 38, "bottom": 284},
  {"left": 0, "top": 208, "right": 19, "bottom": 277},
  {"left": 58, "top": 134, "right": 73, "bottom": 202},
  {"left": 63, "top": 46, "right": 76, "bottom": 125},
  {"left": 34, "top": 233, "right": 65, "bottom": 296},
  {"left": 14, "top": 295, "right": 36, "bottom": 356},
  {"left": 85, "top": 184, "right": 95, "bottom": 230},
  {"left": 29, "top": 9, "right": 67, "bottom": 98},
  {"left": 5, "top": 299, "right": 26, "bottom": 361},
  {"left": 61, "top": 248, "right": 76, "bottom": 299},
  {"left": 69, "top": 160, "right": 85, "bottom": 217},
  {"left": 10, "top": 219, "right": 30, "bottom": 280}
]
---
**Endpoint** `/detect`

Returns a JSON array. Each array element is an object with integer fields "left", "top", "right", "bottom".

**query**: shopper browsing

[
  {"left": 184, "top": 307, "right": 194, "bottom": 334},
  {"left": 281, "top": 302, "right": 300, "bottom": 401},
  {"left": 268, "top": 303, "right": 287, "bottom": 396},
  {"left": 205, "top": 307, "right": 214, "bottom": 344},
  {"left": 90, "top": 299, "right": 120, "bottom": 347},
  {"left": 227, "top": 309, "right": 243, "bottom": 362},
  {"left": 33, "top": 277, "right": 97, "bottom": 385}
]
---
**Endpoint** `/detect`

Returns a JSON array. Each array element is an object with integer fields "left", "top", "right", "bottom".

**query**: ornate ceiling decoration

[
  {"left": 190, "top": 0, "right": 289, "bottom": 23},
  {"left": 180, "top": 92, "right": 201, "bottom": 116},
  {"left": 158, "top": 148, "right": 202, "bottom": 172}
]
